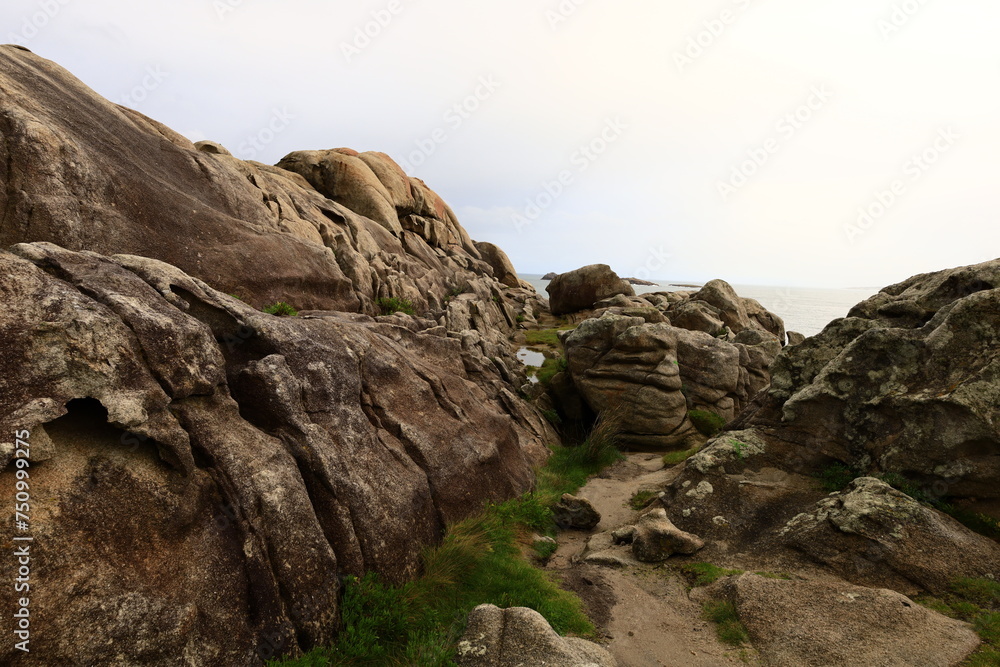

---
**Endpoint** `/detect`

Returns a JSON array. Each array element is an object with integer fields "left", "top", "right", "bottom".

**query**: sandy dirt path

[{"left": 547, "top": 453, "right": 750, "bottom": 666}]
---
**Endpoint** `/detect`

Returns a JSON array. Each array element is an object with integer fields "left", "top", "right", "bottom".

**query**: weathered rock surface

[
  {"left": 631, "top": 508, "right": 704, "bottom": 562},
  {"left": 753, "top": 259, "right": 1000, "bottom": 501},
  {"left": 0, "top": 243, "right": 554, "bottom": 665},
  {"left": 777, "top": 478, "right": 1000, "bottom": 594},
  {"left": 561, "top": 311, "right": 781, "bottom": 449},
  {"left": 456, "top": 604, "right": 617, "bottom": 667},
  {"left": 708, "top": 574, "right": 980, "bottom": 667},
  {"left": 553, "top": 493, "right": 602, "bottom": 530},
  {"left": 546, "top": 264, "right": 635, "bottom": 316}
]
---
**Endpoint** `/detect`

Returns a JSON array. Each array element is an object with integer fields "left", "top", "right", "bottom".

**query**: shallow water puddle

[{"left": 517, "top": 347, "right": 546, "bottom": 383}]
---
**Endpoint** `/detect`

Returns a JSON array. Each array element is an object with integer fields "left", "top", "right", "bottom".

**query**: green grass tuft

[
  {"left": 263, "top": 302, "right": 298, "bottom": 317},
  {"left": 678, "top": 562, "right": 744, "bottom": 587},
  {"left": 535, "top": 356, "right": 568, "bottom": 386},
  {"left": 376, "top": 296, "right": 417, "bottom": 316},
  {"left": 688, "top": 409, "right": 726, "bottom": 437},
  {"left": 629, "top": 490, "right": 657, "bottom": 510},
  {"left": 662, "top": 447, "right": 699, "bottom": 466},
  {"left": 702, "top": 601, "right": 750, "bottom": 646}
]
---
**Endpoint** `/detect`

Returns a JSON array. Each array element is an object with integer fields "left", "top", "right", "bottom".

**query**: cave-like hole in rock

[{"left": 45, "top": 398, "right": 163, "bottom": 461}]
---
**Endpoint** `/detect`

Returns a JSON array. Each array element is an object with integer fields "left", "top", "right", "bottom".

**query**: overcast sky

[{"left": 5, "top": 0, "right": 999, "bottom": 288}]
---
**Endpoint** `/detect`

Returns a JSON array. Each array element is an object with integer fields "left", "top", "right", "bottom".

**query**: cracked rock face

[
  {"left": 562, "top": 311, "right": 781, "bottom": 450},
  {"left": 0, "top": 243, "right": 552, "bottom": 665}
]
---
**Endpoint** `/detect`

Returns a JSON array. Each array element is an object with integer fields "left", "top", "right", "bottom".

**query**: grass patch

[
  {"left": 678, "top": 562, "right": 744, "bottom": 587},
  {"left": 729, "top": 438, "right": 747, "bottom": 460},
  {"left": 540, "top": 410, "right": 562, "bottom": 427},
  {"left": 688, "top": 409, "right": 726, "bottom": 438},
  {"left": 263, "top": 302, "right": 298, "bottom": 317},
  {"left": 376, "top": 296, "right": 417, "bottom": 316},
  {"left": 915, "top": 577, "right": 1000, "bottom": 665},
  {"left": 535, "top": 356, "right": 568, "bottom": 386},
  {"left": 525, "top": 329, "right": 563, "bottom": 347},
  {"left": 662, "top": 447, "right": 699, "bottom": 466},
  {"left": 629, "top": 490, "right": 658, "bottom": 510},
  {"left": 270, "top": 411, "right": 624, "bottom": 666},
  {"left": 702, "top": 601, "right": 750, "bottom": 646}
]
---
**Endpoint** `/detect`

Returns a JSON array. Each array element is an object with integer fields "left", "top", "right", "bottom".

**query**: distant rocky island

[{"left": 1, "top": 46, "right": 997, "bottom": 667}]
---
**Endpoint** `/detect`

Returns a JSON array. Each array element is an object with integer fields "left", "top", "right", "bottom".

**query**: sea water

[{"left": 521, "top": 275, "right": 879, "bottom": 338}]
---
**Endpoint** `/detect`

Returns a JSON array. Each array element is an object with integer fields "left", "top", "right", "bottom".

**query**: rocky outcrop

[
  {"left": 0, "top": 48, "right": 558, "bottom": 665},
  {"left": 560, "top": 310, "right": 782, "bottom": 449},
  {"left": 456, "top": 605, "right": 617, "bottom": 667},
  {"left": 0, "top": 243, "right": 553, "bottom": 665},
  {"left": 546, "top": 264, "right": 635, "bottom": 316},
  {"left": 0, "top": 46, "right": 537, "bottom": 386},
  {"left": 706, "top": 574, "right": 980, "bottom": 667},
  {"left": 776, "top": 478, "right": 1000, "bottom": 594},
  {"left": 654, "top": 259, "right": 1000, "bottom": 603},
  {"left": 753, "top": 259, "right": 1000, "bottom": 501}
]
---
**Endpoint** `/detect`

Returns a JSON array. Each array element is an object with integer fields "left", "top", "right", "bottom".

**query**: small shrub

[
  {"left": 629, "top": 490, "right": 657, "bottom": 510},
  {"left": 688, "top": 409, "right": 726, "bottom": 437},
  {"left": 702, "top": 601, "right": 750, "bottom": 646},
  {"left": 376, "top": 296, "right": 416, "bottom": 316},
  {"left": 816, "top": 463, "right": 857, "bottom": 492},
  {"left": 662, "top": 447, "right": 699, "bottom": 466},
  {"left": 263, "top": 302, "right": 297, "bottom": 317}
]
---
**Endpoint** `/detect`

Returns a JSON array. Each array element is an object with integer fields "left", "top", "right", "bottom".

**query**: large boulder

[
  {"left": 455, "top": 604, "right": 617, "bottom": 667},
  {"left": 709, "top": 574, "right": 979, "bottom": 667},
  {"left": 777, "top": 478, "right": 1000, "bottom": 595},
  {"left": 546, "top": 264, "right": 635, "bottom": 316},
  {"left": 0, "top": 243, "right": 553, "bottom": 665},
  {"left": 759, "top": 258, "right": 1000, "bottom": 500},
  {"left": 474, "top": 241, "right": 521, "bottom": 288},
  {"left": 561, "top": 312, "right": 781, "bottom": 448},
  {"left": 563, "top": 315, "right": 698, "bottom": 449}
]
